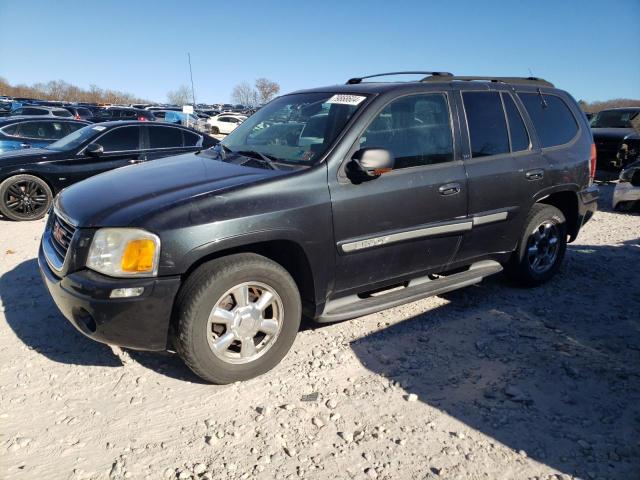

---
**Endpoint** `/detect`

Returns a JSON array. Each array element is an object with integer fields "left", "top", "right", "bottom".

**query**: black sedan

[
  {"left": 0, "top": 121, "right": 218, "bottom": 221},
  {"left": 0, "top": 117, "right": 90, "bottom": 154}
]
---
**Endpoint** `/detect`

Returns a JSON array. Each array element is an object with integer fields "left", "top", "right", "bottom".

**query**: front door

[{"left": 328, "top": 92, "right": 468, "bottom": 296}]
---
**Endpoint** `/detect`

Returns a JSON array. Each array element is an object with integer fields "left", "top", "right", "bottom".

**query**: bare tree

[
  {"left": 167, "top": 85, "right": 192, "bottom": 106},
  {"left": 254, "top": 78, "right": 280, "bottom": 104},
  {"left": 232, "top": 81, "right": 258, "bottom": 106}
]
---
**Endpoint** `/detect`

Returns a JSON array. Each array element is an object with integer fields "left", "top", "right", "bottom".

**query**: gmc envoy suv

[{"left": 39, "top": 72, "right": 599, "bottom": 384}]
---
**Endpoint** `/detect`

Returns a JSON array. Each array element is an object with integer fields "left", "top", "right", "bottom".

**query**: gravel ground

[{"left": 0, "top": 182, "right": 638, "bottom": 480}]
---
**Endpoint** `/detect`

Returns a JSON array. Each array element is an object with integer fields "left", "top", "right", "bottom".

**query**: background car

[
  {"left": 87, "top": 107, "right": 156, "bottom": 123},
  {"left": 613, "top": 160, "right": 640, "bottom": 211},
  {"left": 9, "top": 105, "right": 74, "bottom": 118},
  {"left": 0, "top": 121, "right": 217, "bottom": 221},
  {"left": 0, "top": 117, "right": 89, "bottom": 153},
  {"left": 207, "top": 114, "right": 247, "bottom": 134},
  {"left": 61, "top": 105, "right": 94, "bottom": 120},
  {"left": 590, "top": 107, "right": 640, "bottom": 170}
]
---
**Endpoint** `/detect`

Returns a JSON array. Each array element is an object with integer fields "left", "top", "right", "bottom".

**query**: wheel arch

[{"left": 536, "top": 188, "right": 580, "bottom": 242}]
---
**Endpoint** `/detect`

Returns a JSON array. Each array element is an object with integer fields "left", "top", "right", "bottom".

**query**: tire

[
  {"left": 505, "top": 203, "right": 567, "bottom": 287},
  {"left": 211, "top": 126, "right": 219, "bottom": 135},
  {"left": 0, "top": 174, "right": 53, "bottom": 221},
  {"left": 175, "top": 253, "right": 301, "bottom": 384}
]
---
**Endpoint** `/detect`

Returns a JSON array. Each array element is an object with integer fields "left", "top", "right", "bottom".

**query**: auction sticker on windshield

[{"left": 326, "top": 94, "right": 366, "bottom": 106}]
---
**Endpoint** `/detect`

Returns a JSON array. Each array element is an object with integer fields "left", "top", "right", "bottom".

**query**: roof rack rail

[
  {"left": 421, "top": 75, "right": 554, "bottom": 87},
  {"left": 346, "top": 71, "right": 453, "bottom": 85}
]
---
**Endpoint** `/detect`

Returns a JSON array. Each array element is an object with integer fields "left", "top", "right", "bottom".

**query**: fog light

[{"left": 110, "top": 287, "right": 144, "bottom": 298}]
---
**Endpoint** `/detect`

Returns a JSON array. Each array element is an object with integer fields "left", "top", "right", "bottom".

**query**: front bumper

[
  {"left": 38, "top": 244, "right": 181, "bottom": 351},
  {"left": 613, "top": 182, "right": 640, "bottom": 209}
]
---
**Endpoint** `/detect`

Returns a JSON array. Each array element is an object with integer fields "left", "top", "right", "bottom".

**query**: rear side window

[
  {"left": 53, "top": 110, "right": 72, "bottom": 117},
  {"left": 183, "top": 130, "right": 201, "bottom": 147},
  {"left": 502, "top": 93, "right": 530, "bottom": 152},
  {"left": 17, "top": 121, "right": 66, "bottom": 139},
  {"left": 22, "top": 107, "right": 46, "bottom": 115},
  {"left": 360, "top": 93, "right": 454, "bottom": 169},
  {"left": 519, "top": 93, "right": 578, "bottom": 148},
  {"left": 463, "top": 91, "right": 509, "bottom": 157},
  {"left": 97, "top": 126, "right": 140, "bottom": 152},
  {"left": 64, "top": 122, "right": 86, "bottom": 135},
  {"left": 149, "top": 126, "right": 183, "bottom": 148},
  {"left": 1, "top": 124, "right": 19, "bottom": 135}
]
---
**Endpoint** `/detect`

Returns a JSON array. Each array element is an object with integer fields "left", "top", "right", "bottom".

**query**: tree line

[{"left": 0, "top": 77, "right": 149, "bottom": 104}]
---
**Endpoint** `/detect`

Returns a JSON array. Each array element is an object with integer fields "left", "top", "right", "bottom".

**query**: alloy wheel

[
  {"left": 526, "top": 221, "right": 560, "bottom": 274},
  {"left": 206, "top": 281, "right": 284, "bottom": 364},
  {"left": 3, "top": 179, "right": 49, "bottom": 218}
]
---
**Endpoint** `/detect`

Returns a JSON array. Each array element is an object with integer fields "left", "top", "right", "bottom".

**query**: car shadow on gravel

[
  {"left": 1, "top": 258, "right": 210, "bottom": 382},
  {"left": 1, "top": 259, "right": 122, "bottom": 367},
  {"left": 351, "top": 240, "right": 640, "bottom": 479}
]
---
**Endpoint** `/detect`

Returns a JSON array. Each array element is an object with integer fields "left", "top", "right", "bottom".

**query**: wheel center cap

[{"left": 233, "top": 306, "right": 261, "bottom": 337}]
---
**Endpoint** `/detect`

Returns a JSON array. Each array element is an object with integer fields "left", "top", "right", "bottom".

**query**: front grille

[{"left": 50, "top": 214, "right": 76, "bottom": 261}]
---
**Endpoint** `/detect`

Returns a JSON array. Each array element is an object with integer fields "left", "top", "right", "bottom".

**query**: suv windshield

[
  {"left": 590, "top": 109, "right": 640, "bottom": 128},
  {"left": 46, "top": 125, "right": 100, "bottom": 151},
  {"left": 221, "top": 92, "right": 368, "bottom": 165}
]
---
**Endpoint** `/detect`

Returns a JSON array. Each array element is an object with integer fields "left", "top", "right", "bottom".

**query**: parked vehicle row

[{"left": 35, "top": 72, "right": 599, "bottom": 384}]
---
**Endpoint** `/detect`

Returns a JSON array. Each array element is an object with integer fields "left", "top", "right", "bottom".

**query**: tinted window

[
  {"left": 360, "top": 93, "right": 453, "bottom": 169},
  {"left": 76, "top": 108, "right": 92, "bottom": 117},
  {"left": 53, "top": 110, "right": 72, "bottom": 117},
  {"left": 1, "top": 124, "right": 19, "bottom": 135},
  {"left": 149, "top": 126, "right": 183, "bottom": 148},
  {"left": 64, "top": 122, "right": 86, "bottom": 135},
  {"left": 18, "top": 121, "right": 66, "bottom": 139},
  {"left": 21, "top": 107, "right": 46, "bottom": 115},
  {"left": 97, "top": 126, "right": 140, "bottom": 152},
  {"left": 121, "top": 110, "right": 136, "bottom": 118},
  {"left": 183, "top": 130, "right": 201, "bottom": 147},
  {"left": 463, "top": 91, "right": 509, "bottom": 157},
  {"left": 502, "top": 93, "right": 530, "bottom": 152},
  {"left": 519, "top": 93, "right": 578, "bottom": 148}
]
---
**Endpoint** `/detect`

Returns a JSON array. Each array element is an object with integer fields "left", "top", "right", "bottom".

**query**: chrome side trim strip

[
  {"left": 472, "top": 211, "right": 508, "bottom": 226},
  {"left": 341, "top": 221, "right": 472, "bottom": 253}
]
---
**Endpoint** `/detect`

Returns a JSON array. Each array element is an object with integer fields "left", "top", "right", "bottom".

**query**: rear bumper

[
  {"left": 38, "top": 244, "right": 181, "bottom": 351},
  {"left": 576, "top": 184, "right": 599, "bottom": 233}
]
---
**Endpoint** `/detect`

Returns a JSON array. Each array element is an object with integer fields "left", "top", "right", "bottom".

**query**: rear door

[
  {"left": 455, "top": 88, "right": 548, "bottom": 261},
  {"left": 329, "top": 92, "right": 468, "bottom": 295}
]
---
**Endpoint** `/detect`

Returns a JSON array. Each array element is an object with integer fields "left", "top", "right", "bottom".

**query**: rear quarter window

[{"left": 519, "top": 93, "right": 579, "bottom": 148}]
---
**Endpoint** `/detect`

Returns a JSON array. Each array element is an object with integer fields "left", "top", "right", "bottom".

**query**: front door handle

[
  {"left": 438, "top": 183, "right": 461, "bottom": 196},
  {"left": 525, "top": 169, "right": 544, "bottom": 180}
]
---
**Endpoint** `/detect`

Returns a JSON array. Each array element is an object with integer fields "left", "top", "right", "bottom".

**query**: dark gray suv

[{"left": 38, "top": 72, "right": 599, "bottom": 383}]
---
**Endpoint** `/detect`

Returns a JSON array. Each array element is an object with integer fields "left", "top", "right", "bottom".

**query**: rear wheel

[
  {"left": 505, "top": 204, "right": 567, "bottom": 286},
  {"left": 176, "top": 253, "right": 301, "bottom": 384},
  {"left": 210, "top": 126, "right": 219, "bottom": 135},
  {"left": 0, "top": 174, "right": 53, "bottom": 221}
]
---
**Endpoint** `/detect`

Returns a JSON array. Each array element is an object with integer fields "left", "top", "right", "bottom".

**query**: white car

[
  {"left": 207, "top": 114, "right": 247, "bottom": 134},
  {"left": 613, "top": 160, "right": 640, "bottom": 210}
]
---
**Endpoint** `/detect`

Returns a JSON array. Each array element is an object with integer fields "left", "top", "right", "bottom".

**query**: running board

[{"left": 316, "top": 260, "right": 503, "bottom": 323}]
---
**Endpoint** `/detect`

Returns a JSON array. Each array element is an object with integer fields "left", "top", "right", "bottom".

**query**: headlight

[{"left": 87, "top": 228, "right": 160, "bottom": 277}]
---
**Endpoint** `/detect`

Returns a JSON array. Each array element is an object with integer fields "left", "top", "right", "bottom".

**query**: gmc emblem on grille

[{"left": 53, "top": 222, "right": 64, "bottom": 244}]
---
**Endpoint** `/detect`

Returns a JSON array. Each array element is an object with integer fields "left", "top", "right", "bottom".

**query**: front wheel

[
  {"left": 505, "top": 204, "right": 567, "bottom": 286},
  {"left": 0, "top": 174, "right": 53, "bottom": 221},
  {"left": 175, "top": 253, "right": 301, "bottom": 384}
]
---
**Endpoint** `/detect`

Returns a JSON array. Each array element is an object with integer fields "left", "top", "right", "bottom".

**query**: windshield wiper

[{"left": 235, "top": 150, "right": 279, "bottom": 170}]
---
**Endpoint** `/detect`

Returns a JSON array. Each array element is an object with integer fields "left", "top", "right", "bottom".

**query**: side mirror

[
  {"left": 85, "top": 143, "right": 103, "bottom": 156},
  {"left": 347, "top": 148, "right": 394, "bottom": 181}
]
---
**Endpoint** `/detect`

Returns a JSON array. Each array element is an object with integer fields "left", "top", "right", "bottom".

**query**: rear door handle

[
  {"left": 525, "top": 169, "right": 544, "bottom": 180},
  {"left": 438, "top": 183, "right": 461, "bottom": 196}
]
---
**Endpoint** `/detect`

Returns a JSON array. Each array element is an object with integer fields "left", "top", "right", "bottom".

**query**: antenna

[{"left": 188, "top": 53, "right": 196, "bottom": 106}]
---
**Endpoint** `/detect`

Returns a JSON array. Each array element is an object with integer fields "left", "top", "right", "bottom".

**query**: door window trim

[
  {"left": 341, "top": 90, "right": 457, "bottom": 177},
  {"left": 77, "top": 124, "right": 143, "bottom": 155}
]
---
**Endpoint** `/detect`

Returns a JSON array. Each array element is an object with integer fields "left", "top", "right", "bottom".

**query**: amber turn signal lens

[{"left": 121, "top": 239, "right": 156, "bottom": 272}]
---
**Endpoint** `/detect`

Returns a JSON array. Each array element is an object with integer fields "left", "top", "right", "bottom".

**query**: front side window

[
  {"left": 47, "top": 125, "right": 101, "bottom": 151},
  {"left": 359, "top": 93, "right": 453, "bottom": 169},
  {"left": 463, "top": 91, "right": 509, "bottom": 158},
  {"left": 502, "top": 93, "right": 530, "bottom": 152},
  {"left": 96, "top": 126, "right": 140, "bottom": 152},
  {"left": 222, "top": 92, "right": 367, "bottom": 165},
  {"left": 519, "top": 93, "right": 578, "bottom": 148},
  {"left": 148, "top": 126, "right": 183, "bottom": 148}
]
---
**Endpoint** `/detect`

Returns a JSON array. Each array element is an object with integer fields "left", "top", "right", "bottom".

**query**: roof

[{"left": 0, "top": 116, "right": 89, "bottom": 124}]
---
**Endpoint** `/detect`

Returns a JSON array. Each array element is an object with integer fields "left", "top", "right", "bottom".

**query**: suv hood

[{"left": 56, "top": 152, "right": 288, "bottom": 227}]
